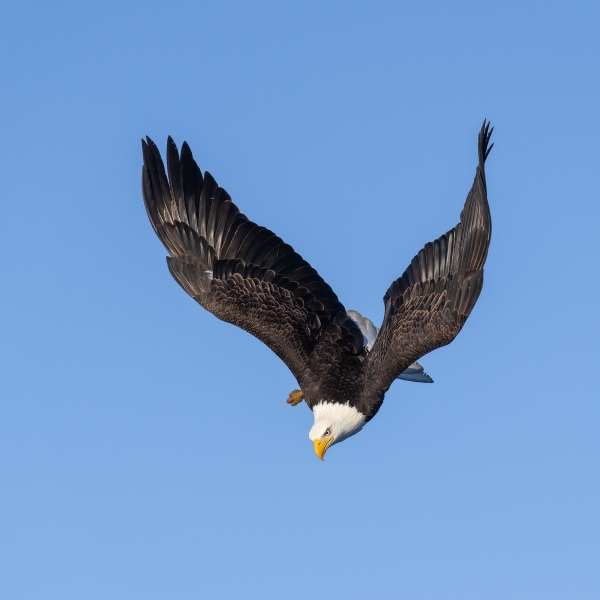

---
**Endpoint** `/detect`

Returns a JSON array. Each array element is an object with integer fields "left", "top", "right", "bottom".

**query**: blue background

[{"left": 1, "top": 1, "right": 599, "bottom": 598}]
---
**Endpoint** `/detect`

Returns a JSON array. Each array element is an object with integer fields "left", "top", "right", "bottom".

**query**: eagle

[{"left": 141, "top": 121, "right": 493, "bottom": 460}]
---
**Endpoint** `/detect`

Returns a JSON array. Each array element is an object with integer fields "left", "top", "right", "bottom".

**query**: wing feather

[
  {"left": 366, "top": 120, "right": 493, "bottom": 396},
  {"left": 142, "top": 136, "right": 363, "bottom": 387}
]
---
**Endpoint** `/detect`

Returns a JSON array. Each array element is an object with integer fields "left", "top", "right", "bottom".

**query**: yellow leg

[{"left": 286, "top": 389, "right": 304, "bottom": 406}]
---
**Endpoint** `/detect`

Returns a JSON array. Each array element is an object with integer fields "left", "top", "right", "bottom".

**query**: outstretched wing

[
  {"left": 141, "top": 137, "right": 364, "bottom": 387},
  {"left": 366, "top": 120, "right": 493, "bottom": 396}
]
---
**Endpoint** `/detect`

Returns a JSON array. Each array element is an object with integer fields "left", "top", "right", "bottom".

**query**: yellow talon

[{"left": 286, "top": 389, "right": 304, "bottom": 406}]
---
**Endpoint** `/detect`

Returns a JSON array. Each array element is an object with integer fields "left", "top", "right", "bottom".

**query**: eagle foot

[{"left": 286, "top": 389, "right": 304, "bottom": 406}]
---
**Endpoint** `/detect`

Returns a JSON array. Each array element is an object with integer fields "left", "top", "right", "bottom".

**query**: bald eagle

[{"left": 141, "top": 121, "right": 493, "bottom": 460}]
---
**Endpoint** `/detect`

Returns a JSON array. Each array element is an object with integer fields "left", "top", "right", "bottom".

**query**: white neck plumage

[{"left": 309, "top": 401, "right": 366, "bottom": 445}]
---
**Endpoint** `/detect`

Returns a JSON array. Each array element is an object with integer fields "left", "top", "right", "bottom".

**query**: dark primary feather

[
  {"left": 365, "top": 120, "right": 493, "bottom": 409},
  {"left": 141, "top": 136, "right": 364, "bottom": 402}
]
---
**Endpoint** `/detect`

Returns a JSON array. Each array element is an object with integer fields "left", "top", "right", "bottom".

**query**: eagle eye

[{"left": 324, "top": 428, "right": 331, "bottom": 437}]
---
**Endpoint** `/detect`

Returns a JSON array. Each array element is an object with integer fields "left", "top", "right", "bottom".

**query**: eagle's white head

[{"left": 308, "top": 402, "right": 366, "bottom": 460}]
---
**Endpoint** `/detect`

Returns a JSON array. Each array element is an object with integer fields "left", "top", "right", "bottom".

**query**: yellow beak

[{"left": 313, "top": 437, "right": 334, "bottom": 460}]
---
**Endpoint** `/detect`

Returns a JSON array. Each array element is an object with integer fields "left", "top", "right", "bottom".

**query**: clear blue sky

[{"left": 1, "top": 1, "right": 599, "bottom": 598}]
